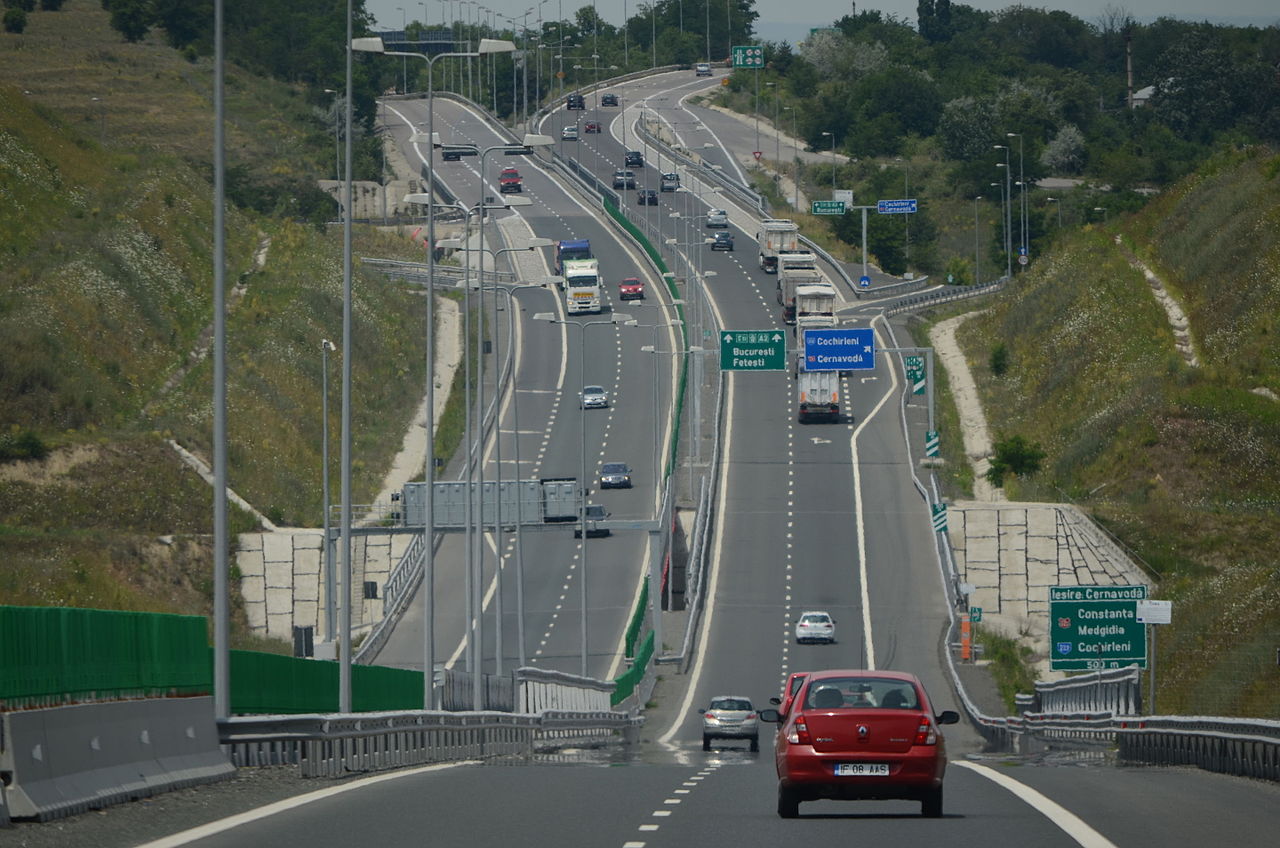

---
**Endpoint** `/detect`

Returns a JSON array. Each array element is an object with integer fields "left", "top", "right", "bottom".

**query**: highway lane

[
  {"left": 144, "top": 73, "right": 1280, "bottom": 847},
  {"left": 372, "top": 95, "right": 682, "bottom": 681}
]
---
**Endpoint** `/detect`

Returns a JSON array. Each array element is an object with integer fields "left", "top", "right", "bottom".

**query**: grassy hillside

[
  {"left": 0, "top": 4, "right": 433, "bottom": 645},
  {"left": 937, "top": 147, "right": 1280, "bottom": 716}
]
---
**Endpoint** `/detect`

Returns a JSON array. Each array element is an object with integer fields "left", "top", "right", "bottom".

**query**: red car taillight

[
  {"left": 787, "top": 714, "right": 813, "bottom": 746},
  {"left": 914, "top": 715, "right": 938, "bottom": 746}
]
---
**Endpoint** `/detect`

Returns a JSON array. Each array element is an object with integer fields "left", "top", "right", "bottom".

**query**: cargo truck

[
  {"left": 756, "top": 219, "right": 801, "bottom": 273},
  {"left": 564, "top": 258, "right": 602, "bottom": 314},
  {"left": 777, "top": 252, "right": 826, "bottom": 324},
  {"left": 554, "top": 238, "right": 592, "bottom": 277},
  {"left": 794, "top": 283, "right": 837, "bottom": 334},
  {"left": 797, "top": 365, "right": 840, "bottom": 424}
]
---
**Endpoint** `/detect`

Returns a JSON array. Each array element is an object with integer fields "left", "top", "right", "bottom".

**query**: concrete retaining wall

[{"left": 236, "top": 530, "right": 413, "bottom": 643}]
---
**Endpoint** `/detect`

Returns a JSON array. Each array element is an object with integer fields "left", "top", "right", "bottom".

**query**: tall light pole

[
  {"left": 784, "top": 105, "right": 797, "bottom": 210},
  {"left": 321, "top": 339, "right": 337, "bottom": 643},
  {"left": 397, "top": 7, "right": 408, "bottom": 92},
  {"left": 990, "top": 181, "right": 1006, "bottom": 279},
  {"left": 705, "top": 0, "right": 711, "bottom": 61},
  {"left": 323, "top": 89, "right": 340, "bottom": 181},
  {"left": 1008, "top": 132, "right": 1026, "bottom": 260},
  {"left": 1093, "top": 206, "right": 1108, "bottom": 224},
  {"left": 1047, "top": 196, "right": 1062, "bottom": 227},
  {"left": 90, "top": 96, "right": 106, "bottom": 143},
  {"left": 973, "top": 197, "right": 981, "bottom": 286},
  {"left": 355, "top": 34, "right": 517, "bottom": 710},
  {"left": 769, "top": 82, "right": 780, "bottom": 165},
  {"left": 994, "top": 144, "right": 1012, "bottom": 277},
  {"left": 532, "top": 313, "right": 632, "bottom": 678},
  {"left": 821, "top": 130, "right": 835, "bottom": 197}
]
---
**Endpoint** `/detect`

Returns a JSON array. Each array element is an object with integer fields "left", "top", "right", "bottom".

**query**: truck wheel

[{"left": 702, "top": 735, "right": 711, "bottom": 752}]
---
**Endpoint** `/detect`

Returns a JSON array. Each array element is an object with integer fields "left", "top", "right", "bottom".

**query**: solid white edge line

[
  {"left": 134, "top": 762, "right": 476, "bottom": 848},
  {"left": 955, "top": 762, "right": 1120, "bottom": 848},
  {"left": 850, "top": 315, "right": 898, "bottom": 670}
]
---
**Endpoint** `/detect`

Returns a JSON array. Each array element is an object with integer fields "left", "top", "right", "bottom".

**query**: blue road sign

[
  {"left": 859, "top": 275, "right": 871, "bottom": 288},
  {"left": 803, "top": 328, "right": 875, "bottom": 372},
  {"left": 876, "top": 198, "right": 918, "bottom": 214}
]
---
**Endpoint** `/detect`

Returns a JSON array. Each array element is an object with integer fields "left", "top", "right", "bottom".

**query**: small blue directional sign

[
  {"left": 803, "top": 328, "right": 875, "bottom": 372},
  {"left": 876, "top": 198, "right": 918, "bottom": 214},
  {"left": 859, "top": 275, "right": 871, "bottom": 288}
]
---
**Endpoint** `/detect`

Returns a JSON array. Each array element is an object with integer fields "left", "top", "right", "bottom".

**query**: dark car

[
  {"left": 612, "top": 170, "right": 636, "bottom": 190},
  {"left": 599, "top": 461, "right": 633, "bottom": 489},
  {"left": 761, "top": 669, "right": 960, "bottom": 819},
  {"left": 441, "top": 148, "right": 462, "bottom": 161},
  {"left": 637, "top": 189, "right": 658, "bottom": 206},
  {"left": 624, "top": 150, "right": 644, "bottom": 168},
  {"left": 566, "top": 93, "right": 585, "bottom": 109},
  {"left": 710, "top": 232, "right": 734, "bottom": 251},
  {"left": 600, "top": 93, "right": 619, "bottom": 107}
]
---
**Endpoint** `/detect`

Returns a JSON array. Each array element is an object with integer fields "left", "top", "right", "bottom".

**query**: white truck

[
  {"left": 564, "top": 258, "right": 602, "bottom": 314},
  {"left": 757, "top": 219, "right": 801, "bottom": 273},
  {"left": 797, "top": 365, "right": 840, "bottom": 423},
  {"left": 777, "top": 252, "right": 826, "bottom": 324},
  {"left": 795, "top": 283, "right": 837, "bottom": 334}
]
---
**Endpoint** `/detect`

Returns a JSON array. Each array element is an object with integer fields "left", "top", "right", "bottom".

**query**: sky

[{"left": 366, "top": 1, "right": 1280, "bottom": 45}]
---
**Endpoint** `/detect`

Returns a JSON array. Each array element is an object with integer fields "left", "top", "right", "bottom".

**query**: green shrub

[
  {"left": 3, "top": 8, "right": 27, "bottom": 32},
  {"left": 0, "top": 429, "right": 49, "bottom": 463},
  {"left": 986, "top": 434, "right": 1045, "bottom": 486},
  {"left": 990, "top": 342, "right": 1008, "bottom": 376}
]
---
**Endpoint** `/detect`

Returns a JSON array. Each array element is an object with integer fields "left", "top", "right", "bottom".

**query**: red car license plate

[{"left": 835, "top": 763, "right": 889, "bottom": 776}]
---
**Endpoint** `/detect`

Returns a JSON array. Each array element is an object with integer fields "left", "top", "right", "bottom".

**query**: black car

[
  {"left": 599, "top": 462, "right": 633, "bottom": 489},
  {"left": 566, "top": 93, "right": 585, "bottom": 110},
  {"left": 710, "top": 232, "right": 734, "bottom": 251},
  {"left": 624, "top": 150, "right": 644, "bottom": 168},
  {"left": 612, "top": 170, "right": 636, "bottom": 190},
  {"left": 637, "top": 189, "right": 658, "bottom": 206},
  {"left": 600, "top": 93, "right": 619, "bottom": 107}
]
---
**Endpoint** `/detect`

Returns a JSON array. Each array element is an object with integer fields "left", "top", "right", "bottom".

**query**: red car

[
  {"left": 618, "top": 277, "right": 644, "bottom": 300},
  {"left": 761, "top": 669, "right": 959, "bottom": 819},
  {"left": 584, "top": 121, "right": 602, "bottom": 134},
  {"left": 498, "top": 167, "right": 522, "bottom": 193},
  {"left": 770, "top": 671, "right": 808, "bottom": 717}
]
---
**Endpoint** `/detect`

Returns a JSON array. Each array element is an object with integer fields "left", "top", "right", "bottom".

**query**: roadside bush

[
  {"left": 3, "top": 8, "right": 26, "bottom": 32},
  {"left": 0, "top": 429, "right": 50, "bottom": 463},
  {"left": 986, "top": 434, "right": 1045, "bottom": 485},
  {"left": 990, "top": 342, "right": 1009, "bottom": 376}
]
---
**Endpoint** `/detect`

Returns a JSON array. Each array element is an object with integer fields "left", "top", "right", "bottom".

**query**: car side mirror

[
  {"left": 936, "top": 710, "right": 960, "bottom": 725},
  {"left": 758, "top": 709, "right": 781, "bottom": 723},
  {"left": 697, "top": 708, "right": 706, "bottom": 715},
  {"left": 769, "top": 696, "right": 781, "bottom": 705}
]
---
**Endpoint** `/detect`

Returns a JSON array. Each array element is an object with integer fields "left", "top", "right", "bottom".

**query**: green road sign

[
  {"left": 720, "top": 329, "right": 787, "bottom": 371},
  {"left": 732, "top": 45, "right": 765, "bottom": 69},
  {"left": 1049, "top": 585, "right": 1148, "bottom": 671},
  {"left": 905, "top": 355, "right": 924, "bottom": 370},
  {"left": 970, "top": 607, "right": 983, "bottom": 622},
  {"left": 931, "top": 502, "right": 947, "bottom": 532},
  {"left": 811, "top": 200, "right": 846, "bottom": 215},
  {"left": 911, "top": 371, "right": 927, "bottom": 395},
  {"left": 924, "top": 430, "right": 940, "bottom": 456}
]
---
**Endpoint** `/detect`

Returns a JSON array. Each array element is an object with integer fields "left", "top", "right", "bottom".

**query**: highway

[{"left": 148, "top": 69, "right": 1280, "bottom": 846}]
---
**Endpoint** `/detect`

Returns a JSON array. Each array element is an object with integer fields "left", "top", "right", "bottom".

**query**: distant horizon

[{"left": 755, "top": 12, "right": 1280, "bottom": 48}]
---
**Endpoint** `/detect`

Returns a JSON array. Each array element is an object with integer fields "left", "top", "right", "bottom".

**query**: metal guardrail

[
  {"left": 221, "top": 708, "right": 640, "bottom": 778},
  {"left": 883, "top": 276, "right": 1008, "bottom": 316}
]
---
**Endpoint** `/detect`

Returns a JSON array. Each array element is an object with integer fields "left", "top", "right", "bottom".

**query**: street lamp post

[
  {"left": 532, "top": 312, "right": 633, "bottom": 678},
  {"left": 1047, "top": 197, "right": 1062, "bottom": 228},
  {"left": 354, "top": 33, "right": 517, "bottom": 709},
  {"left": 1008, "top": 132, "right": 1026, "bottom": 259},
  {"left": 1094, "top": 206, "right": 1108, "bottom": 224},
  {"left": 994, "top": 144, "right": 1012, "bottom": 277},
  {"left": 321, "top": 339, "right": 336, "bottom": 642},
  {"left": 397, "top": 7, "right": 408, "bottom": 92},
  {"left": 990, "top": 181, "right": 1006, "bottom": 278},
  {"left": 90, "top": 96, "right": 106, "bottom": 143},
  {"left": 973, "top": 196, "right": 981, "bottom": 286},
  {"left": 768, "top": 82, "right": 780, "bottom": 165},
  {"left": 821, "top": 130, "right": 836, "bottom": 197},
  {"left": 323, "top": 89, "right": 340, "bottom": 181}
]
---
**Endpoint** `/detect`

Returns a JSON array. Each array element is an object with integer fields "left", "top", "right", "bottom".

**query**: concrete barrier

[{"left": 0, "top": 697, "right": 234, "bottom": 822}]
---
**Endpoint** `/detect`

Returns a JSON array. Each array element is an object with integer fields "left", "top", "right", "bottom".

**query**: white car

[
  {"left": 562, "top": 125, "right": 579, "bottom": 141},
  {"left": 695, "top": 62, "right": 712, "bottom": 77},
  {"left": 705, "top": 208, "right": 728, "bottom": 228},
  {"left": 795, "top": 610, "right": 836, "bottom": 644}
]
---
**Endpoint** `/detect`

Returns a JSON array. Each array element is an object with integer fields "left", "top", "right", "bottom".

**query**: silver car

[
  {"left": 580, "top": 385, "right": 609, "bottom": 409},
  {"left": 794, "top": 610, "right": 836, "bottom": 644},
  {"left": 706, "top": 208, "right": 728, "bottom": 228},
  {"left": 599, "top": 461, "right": 632, "bottom": 489},
  {"left": 700, "top": 695, "right": 759, "bottom": 751}
]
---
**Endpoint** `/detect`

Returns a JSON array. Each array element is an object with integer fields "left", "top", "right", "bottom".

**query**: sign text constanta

[{"left": 1049, "top": 585, "right": 1148, "bottom": 670}]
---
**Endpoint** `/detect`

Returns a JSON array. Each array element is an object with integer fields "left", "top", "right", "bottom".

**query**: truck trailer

[
  {"left": 777, "top": 252, "right": 826, "bottom": 324},
  {"left": 797, "top": 367, "right": 841, "bottom": 424},
  {"left": 756, "top": 219, "right": 801, "bottom": 273}
]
